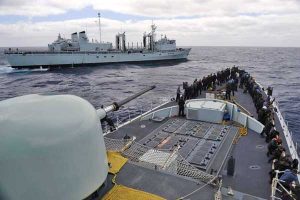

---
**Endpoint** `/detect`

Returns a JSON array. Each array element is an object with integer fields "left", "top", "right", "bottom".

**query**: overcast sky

[{"left": 1, "top": 0, "right": 300, "bottom": 47}]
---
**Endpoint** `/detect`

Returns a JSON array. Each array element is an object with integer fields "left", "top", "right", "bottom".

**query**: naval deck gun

[{"left": 0, "top": 85, "right": 156, "bottom": 200}]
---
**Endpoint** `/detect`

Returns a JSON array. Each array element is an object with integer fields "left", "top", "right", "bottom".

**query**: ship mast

[
  {"left": 98, "top": 12, "right": 102, "bottom": 43},
  {"left": 150, "top": 21, "right": 156, "bottom": 51}
]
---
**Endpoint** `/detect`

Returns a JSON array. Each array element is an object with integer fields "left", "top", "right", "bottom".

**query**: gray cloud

[
  {"left": 1, "top": 1, "right": 300, "bottom": 47},
  {"left": 1, "top": 0, "right": 300, "bottom": 17}
]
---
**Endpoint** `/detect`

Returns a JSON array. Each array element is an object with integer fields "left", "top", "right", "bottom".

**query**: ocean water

[{"left": 0, "top": 47, "right": 299, "bottom": 144}]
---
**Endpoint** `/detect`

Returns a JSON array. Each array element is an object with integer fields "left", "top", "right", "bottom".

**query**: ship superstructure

[
  {"left": 4, "top": 20, "right": 190, "bottom": 69},
  {"left": 47, "top": 31, "right": 112, "bottom": 52}
]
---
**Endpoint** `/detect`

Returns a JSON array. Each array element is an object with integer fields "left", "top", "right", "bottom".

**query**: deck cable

[{"left": 176, "top": 175, "right": 219, "bottom": 200}]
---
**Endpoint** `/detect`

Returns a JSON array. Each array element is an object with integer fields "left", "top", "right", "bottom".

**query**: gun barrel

[
  {"left": 117, "top": 85, "right": 156, "bottom": 107},
  {"left": 103, "top": 85, "right": 156, "bottom": 113}
]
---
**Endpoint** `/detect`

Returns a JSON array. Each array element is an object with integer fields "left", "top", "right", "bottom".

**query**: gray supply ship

[
  {"left": 0, "top": 67, "right": 299, "bottom": 200},
  {"left": 4, "top": 19, "right": 190, "bottom": 69}
]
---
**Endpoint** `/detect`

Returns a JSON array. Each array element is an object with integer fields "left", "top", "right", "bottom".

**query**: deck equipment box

[{"left": 186, "top": 100, "right": 226, "bottom": 123}]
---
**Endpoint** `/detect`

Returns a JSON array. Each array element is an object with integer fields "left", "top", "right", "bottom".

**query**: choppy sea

[{"left": 0, "top": 47, "right": 299, "bottom": 145}]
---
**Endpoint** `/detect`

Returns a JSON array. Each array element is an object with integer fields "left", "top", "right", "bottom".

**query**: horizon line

[{"left": 1, "top": 45, "right": 300, "bottom": 48}]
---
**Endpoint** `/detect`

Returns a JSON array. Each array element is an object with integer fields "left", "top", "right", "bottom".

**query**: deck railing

[
  {"left": 255, "top": 82, "right": 299, "bottom": 160},
  {"left": 255, "top": 82, "right": 300, "bottom": 200},
  {"left": 273, "top": 100, "right": 299, "bottom": 160},
  {"left": 4, "top": 49, "right": 184, "bottom": 55},
  {"left": 271, "top": 170, "right": 296, "bottom": 200},
  {"left": 102, "top": 95, "right": 173, "bottom": 135}
]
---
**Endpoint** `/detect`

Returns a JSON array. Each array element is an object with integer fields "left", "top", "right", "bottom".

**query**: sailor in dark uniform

[
  {"left": 176, "top": 86, "right": 181, "bottom": 102},
  {"left": 178, "top": 96, "right": 185, "bottom": 117},
  {"left": 100, "top": 105, "right": 116, "bottom": 132},
  {"left": 225, "top": 82, "right": 231, "bottom": 100},
  {"left": 198, "top": 80, "right": 202, "bottom": 96},
  {"left": 260, "top": 119, "right": 274, "bottom": 141}
]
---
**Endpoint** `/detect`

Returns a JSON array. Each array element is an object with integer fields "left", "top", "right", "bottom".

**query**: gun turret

[{"left": 0, "top": 85, "right": 156, "bottom": 200}]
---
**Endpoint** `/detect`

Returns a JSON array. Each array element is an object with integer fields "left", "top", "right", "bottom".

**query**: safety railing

[
  {"left": 271, "top": 170, "right": 296, "bottom": 200},
  {"left": 102, "top": 95, "right": 173, "bottom": 135},
  {"left": 4, "top": 48, "right": 182, "bottom": 55},
  {"left": 255, "top": 81, "right": 300, "bottom": 199},
  {"left": 273, "top": 100, "right": 299, "bottom": 167},
  {"left": 255, "top": 82, "right": 299, "bottom": 160}
]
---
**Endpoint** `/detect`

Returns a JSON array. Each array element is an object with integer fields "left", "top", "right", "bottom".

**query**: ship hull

[{"left": 5, "top": 49, "right": 191, "bottom": 69}]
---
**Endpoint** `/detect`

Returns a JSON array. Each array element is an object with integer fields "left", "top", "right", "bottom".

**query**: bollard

[{"left": 227, "top": 156, "right": 235, "bottom": 176}]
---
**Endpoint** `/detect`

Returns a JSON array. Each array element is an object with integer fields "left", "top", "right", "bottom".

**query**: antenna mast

[
  {"left": 98, "top": 12, "right": 101, "bottom": 43},
  {"left": 150, "top": 20, "right": 156, "bottom": 52}
]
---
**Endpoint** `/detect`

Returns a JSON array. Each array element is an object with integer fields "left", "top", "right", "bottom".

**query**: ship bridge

[{"left": 48, "top": 31, "right": 112, "bottom": 52}]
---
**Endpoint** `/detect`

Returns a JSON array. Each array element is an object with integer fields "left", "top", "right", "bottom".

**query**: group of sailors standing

[
  {"left": 176, "top": 67, "right": 239, "bottom": 117},
  {"left": 241, "top": 70, "right": 299, "bottom": 197},
  {"left": 176, "top": 67, "right": 240, "bottom": 116},
  {"left": 176, "top": 66, "right": 299, "bottom": 197},
  {"left": 176, "top": 67, "right": 238, "bottom": 102}
]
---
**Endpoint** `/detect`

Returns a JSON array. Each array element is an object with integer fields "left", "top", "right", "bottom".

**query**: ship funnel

[
  {"left": 0, "top": 94, "right": 108, "bottom": 200},
  {"left": 115, "top": 34, "right": 120, "bottom": 50},
  {"left": 143, "top": 33, "right": 147, "bottom": 48},
  {"left": 115, "top": 32, "right": 126, "bottom": 52},
  {"left": 97, "top": 85, "right": 156, "bottom": 119},
  {"left": 79, "top": 31, "right": 88, "bottom": 43},
  {"left": 71, "top": 32, "right": 78, "bottom": 42}
]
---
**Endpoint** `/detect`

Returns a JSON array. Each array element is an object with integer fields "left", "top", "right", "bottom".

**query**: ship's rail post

[{"left": 270, "top": 170, "right": 280, "bottom": 200}]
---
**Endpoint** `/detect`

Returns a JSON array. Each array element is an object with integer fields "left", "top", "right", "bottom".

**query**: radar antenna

[{"left": 151, "top": 20, "right": 157, "bottom": 36}]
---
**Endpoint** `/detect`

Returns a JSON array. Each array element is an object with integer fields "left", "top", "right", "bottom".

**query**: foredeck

[{"left": 103, "top": 86, "right": 291, "bottom": 200}]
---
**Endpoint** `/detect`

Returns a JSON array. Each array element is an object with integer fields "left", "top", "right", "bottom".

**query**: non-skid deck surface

[
  {"left": 221, "top": 129, "right": 271, "bottom": 199},
  {"left": 104, "top": 86, "right": 289, "bottom": 199},
  {"left": 116, "top": 162, "right": 216, "bottom": 200},
  {"left": 220, "top": 88, "right": 272, "bottom": 199}
]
